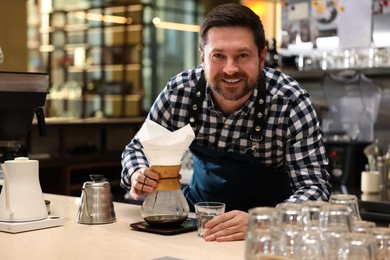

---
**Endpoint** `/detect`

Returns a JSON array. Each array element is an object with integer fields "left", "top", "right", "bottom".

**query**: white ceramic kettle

[{"left": 0, "top": 157, "right": 48, "bottom": 222}]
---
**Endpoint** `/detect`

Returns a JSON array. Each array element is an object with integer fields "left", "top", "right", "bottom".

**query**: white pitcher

[{"left": 0, "top": 157, "right": 48, "bottom": 222}]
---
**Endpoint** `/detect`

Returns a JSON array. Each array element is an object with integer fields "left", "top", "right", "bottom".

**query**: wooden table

[{"left": 0, "top": 194, "right": 245, "bottom": 260}]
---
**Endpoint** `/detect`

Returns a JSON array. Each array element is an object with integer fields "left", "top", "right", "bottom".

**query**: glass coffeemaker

[
  {"left": 0, "top": 71, "right": 49, "bottom": 165},
  {"left": 141, "top": 164, "right": 190, "bottom": 227},
  {"left": 136, "top": 120, "right": 195, "bottom": 228}
]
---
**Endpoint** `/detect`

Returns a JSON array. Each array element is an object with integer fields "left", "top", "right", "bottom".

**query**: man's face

[{"left": 201, "top": 26, "right": 266, "bottom": 102}]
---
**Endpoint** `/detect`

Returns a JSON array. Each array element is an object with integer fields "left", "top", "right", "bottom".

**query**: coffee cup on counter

[{"left": 361, "top": 171, "right": 380, "bottom": 194}]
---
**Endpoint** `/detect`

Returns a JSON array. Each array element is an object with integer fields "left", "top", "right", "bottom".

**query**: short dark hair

[{"left": 199, "top": 3, "right": 266, "bottom": 55}]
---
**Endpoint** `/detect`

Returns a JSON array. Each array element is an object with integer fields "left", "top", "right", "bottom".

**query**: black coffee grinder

[{"left": 0, "top": 71, "right": 49, "bottom": 164}]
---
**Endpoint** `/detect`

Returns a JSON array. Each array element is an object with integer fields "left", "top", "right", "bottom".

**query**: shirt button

[{"left": 224, "top": 124, "right": 229, "bottom": 129}]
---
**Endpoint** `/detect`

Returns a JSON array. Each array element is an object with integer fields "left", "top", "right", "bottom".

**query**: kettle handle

[
  {"left": 1, "top": 163, "right": 14, "bottom": 216},
  {"left": 81, "top": 188, "right": 92, "bottom": 218}
]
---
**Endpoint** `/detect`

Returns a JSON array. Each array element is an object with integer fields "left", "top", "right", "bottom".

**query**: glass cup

[
  {"left": 319, "top": 204, "right": 353, "bottom": 232},
  {"left": 301, "top": 200, "right": 328, "bottom": 231},
  {"left": 293, "top": 230, "right": 329, "bottom": 260},
  {"left": 329, "top": 194, "right": 361, "bottom": 221},
  {"left": 337, "top": 232, "right": 378, "bottom": 260},
  {"left": 371, "top": 227, "right": 390, "bottom": 260},
  {"left": 319, "top": 204, "right": 353, "bottom": 259},
  {"left": 194, "top": 202, "right": 225, "bottom": 237},
  {"left": 276, "top": 203, "right": 303, "bottom": 258},
  {"left": 245, "top": 207, "right": 286, "bottom": 259},
  {"left": 353, "top": 220, "right": 376, "bottom": 233}
]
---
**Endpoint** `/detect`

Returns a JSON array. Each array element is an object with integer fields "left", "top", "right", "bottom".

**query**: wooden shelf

[
  {"left": 35, "top": 116, "right": 145, "bottom": 126},
  {"left": 281, "top": 67, "right": 390, "bottom": 81},
  {"left": 37, "top": 2, "right": 145, "bottom": 118}
]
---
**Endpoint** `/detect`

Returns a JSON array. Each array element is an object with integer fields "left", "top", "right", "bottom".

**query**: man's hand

[
  {"left": 203, "top": 210, "right": 248, "bottom": 242},
  {"left": 130, "top": 167, "right": 160, "bottom": 200}
]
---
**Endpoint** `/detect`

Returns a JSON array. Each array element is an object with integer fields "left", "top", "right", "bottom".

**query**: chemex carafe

[
  {"left": 141, "top": 165, "right": 190, "bottom": 227},
  {"left": 0, "top": 157, "right": 48, "bottom": 222}
]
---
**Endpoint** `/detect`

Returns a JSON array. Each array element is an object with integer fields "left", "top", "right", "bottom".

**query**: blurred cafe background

[{"left": 1, "top": 0, "right": 390, "bottom": 217}]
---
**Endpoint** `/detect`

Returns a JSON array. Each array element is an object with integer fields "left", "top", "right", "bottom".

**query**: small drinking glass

[
  {"left": 319, "top": 204, "right": 353, "bottom": 233},
  {"left": 353, "top": 220, "right": 376, "bottom": 233},
  {"left": 194, "top": 202, "right": 225, "bottom": 237},
  {"left": 245, "top": 207, "right": 286, "bottom": 259},
  {"left": 319, "top": 204, "right": 353, "bottom": 259},
  {"left": 293, "top": 230, "right": 329, "bottom": 260},
  {"left": 371, "top": 227, "right": 390, "bottom": 260},
  {"left": 329, "top": 194, "right": 361, "bottom": 221},
  {"left": 276, "top": 203, "right": 303, "bottom": 257},
  {"left": 302, "top": 200, "right": 328, "bottom": 231},
  {"left": 337, "top": 232, "right": 378, "bottom": 260},
  {"left": 276, "top": 203, "right": 303, "bottom": 228}
]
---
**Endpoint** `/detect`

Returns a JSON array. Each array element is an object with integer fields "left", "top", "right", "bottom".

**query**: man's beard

[{"left": 208, "top": 73, "right": 257, "bottom": 101}]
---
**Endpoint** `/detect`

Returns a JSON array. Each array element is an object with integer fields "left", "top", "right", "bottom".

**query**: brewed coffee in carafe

[{"left": 141, "top": 165, "right": 190, "bottom": 227}]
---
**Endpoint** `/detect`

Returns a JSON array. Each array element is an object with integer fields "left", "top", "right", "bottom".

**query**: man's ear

[
  {"left": 259, "top": 47, "right": 267, "bottom": 67},
  {"left": 199, "top": 48, "right": 205, "bottom": 63}
]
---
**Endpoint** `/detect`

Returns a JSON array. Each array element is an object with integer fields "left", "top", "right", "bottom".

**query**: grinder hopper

[{"left": 321, "top": 70, "right": 381, "bottom": 142}]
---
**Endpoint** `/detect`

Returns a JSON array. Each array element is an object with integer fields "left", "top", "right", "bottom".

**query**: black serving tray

[{"left": 130, "top": 218, "right": 197, "bottom": 236}]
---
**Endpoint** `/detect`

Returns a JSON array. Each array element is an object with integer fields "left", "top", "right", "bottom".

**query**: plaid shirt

[{"left": 121, "top": 65, "right": 331, "bottom": 203}]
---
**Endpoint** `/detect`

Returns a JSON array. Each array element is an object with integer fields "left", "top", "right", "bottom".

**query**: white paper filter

[{"left": 138, "top": 119, "right": 195, "bottom": 165}]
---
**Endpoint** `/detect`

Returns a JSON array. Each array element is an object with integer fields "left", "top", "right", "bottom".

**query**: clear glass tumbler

[
  {"left": 353, "top": 220, "right": 376, "bottom": 234},
  {"left": 337, "top": 232, "right": 378, "bottom": 260},
  {"left": 319, "top": 204, "right": 353, "bottom": 259},
  {"left": 301, "top": 200, "right": 329, "bottom": 231},
  {"left": 276, "top": 203, "right": 303, "bottom": 258},
  {"left": 293, "top": 230, "right": 329, "bottom": 260},
  {"left": 245, "top": 207, "right": 286, "bottom": 260},
  {"left": 371, "top": 227, "right": 390, "bottom": 260},
  {"left": 329, "top": 194, "right": 361, "bottom": 221},
  {"left": 194, "top": 201, "right": 225, "bottom": 237}
]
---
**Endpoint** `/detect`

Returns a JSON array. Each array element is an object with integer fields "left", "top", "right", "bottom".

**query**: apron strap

[
  {"left": 251, "top": 72, "right": 266, "bottom": 141},
  {"left": 188, "top": 73, "right": 206, "bottom": 128},
  {"left": 187, "top": 71, "right": 266, "bottom": 141}
]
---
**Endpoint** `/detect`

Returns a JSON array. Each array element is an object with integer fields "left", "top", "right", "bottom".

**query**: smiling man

[{"left": 121, "top": 3, "right": 331, "bottom": 242}]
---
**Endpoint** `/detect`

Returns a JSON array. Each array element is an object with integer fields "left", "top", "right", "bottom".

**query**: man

[{"left": 121, "top": 3, "right": 331, "bottom": 242}]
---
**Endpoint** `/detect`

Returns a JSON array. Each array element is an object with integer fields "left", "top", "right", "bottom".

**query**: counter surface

[{"left": 0, "top": 194, "right": 245, "bottom": 260}]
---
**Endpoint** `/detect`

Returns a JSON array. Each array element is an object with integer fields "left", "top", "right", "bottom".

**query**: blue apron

[{"left": 182, "top": 72, "right": 293, "bottom": 212}]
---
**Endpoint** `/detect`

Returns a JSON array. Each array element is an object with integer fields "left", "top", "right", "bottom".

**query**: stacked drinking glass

[{"left": 245, "top": 194, "right": 390, "bottom": 260}]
